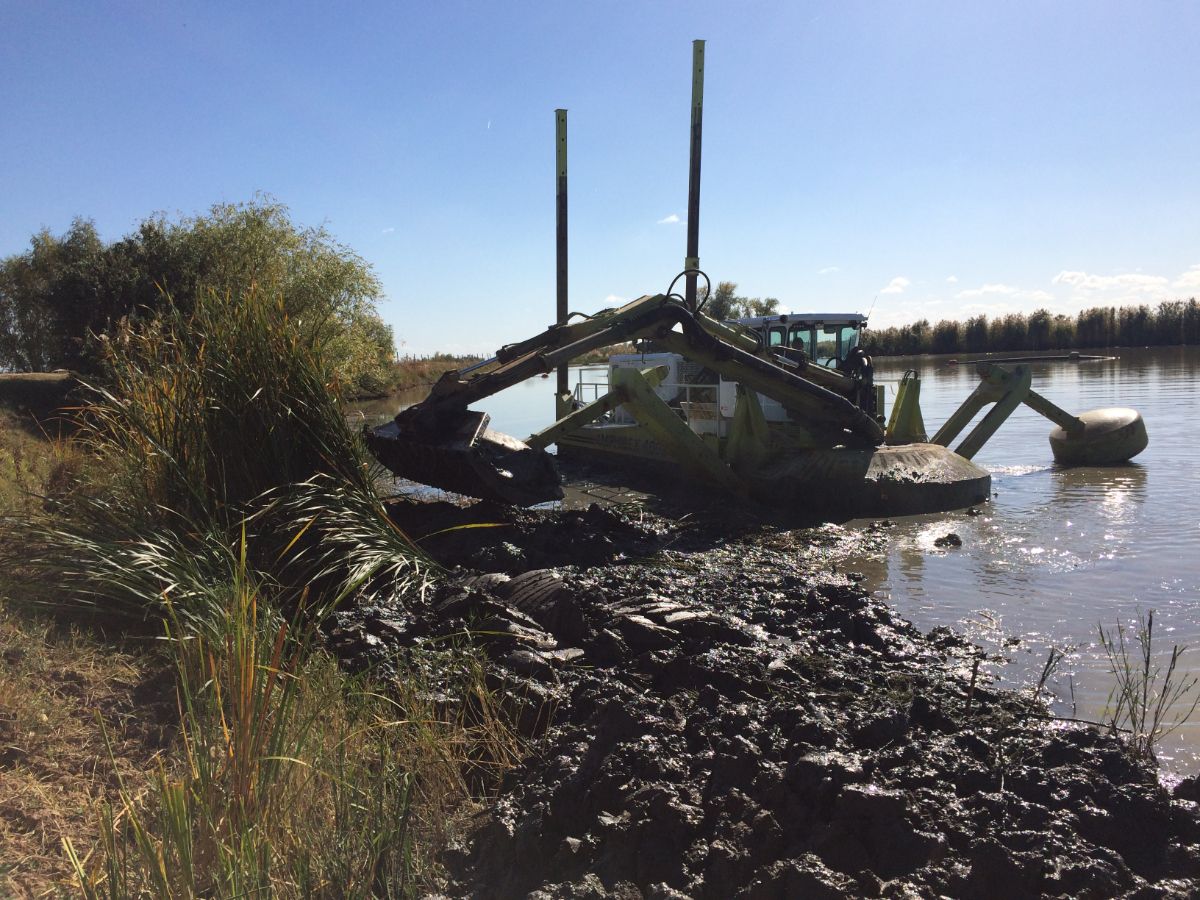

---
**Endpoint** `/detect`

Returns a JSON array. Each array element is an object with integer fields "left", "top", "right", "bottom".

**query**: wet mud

[{"left": 330, "top": 501, "right": 1200, "bottom": 898}]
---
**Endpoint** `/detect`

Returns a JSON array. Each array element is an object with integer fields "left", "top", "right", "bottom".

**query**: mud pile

[{"left": 331, "top": 502, "right": 1200, "bottom": 898}]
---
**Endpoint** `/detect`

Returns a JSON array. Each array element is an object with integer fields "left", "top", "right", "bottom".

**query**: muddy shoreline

[{"left": 330, "top": 501, "right": 1200, "bottom": 898}]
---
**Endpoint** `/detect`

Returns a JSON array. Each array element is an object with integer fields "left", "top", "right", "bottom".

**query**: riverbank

[
  {"left": 383, "top": 343, "right": 636, "bottom": 396},
  {"left": 330, "top": 498, "right": 1200, "bottom": 898},
  {"left": 4, "top": 469, "right": 1199, "bottom": 894},
  {"left": 388, "top": 354, "right": 484, "bottom": 393},
  {"left": 4, "top": 369, "right": 1199, "bottom": 895}
]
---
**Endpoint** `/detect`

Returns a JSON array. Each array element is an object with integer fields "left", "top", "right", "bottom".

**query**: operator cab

[{"left": 734, "top": 313, "right": 868, "bottom": 368}]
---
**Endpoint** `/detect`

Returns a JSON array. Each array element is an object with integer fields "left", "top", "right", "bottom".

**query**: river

[
  {"left": 855, "top": 347, "right": 1200, "bottom": 776},
  {"left": 357, "top": 346, "right": 1200, "bottom": 774}
]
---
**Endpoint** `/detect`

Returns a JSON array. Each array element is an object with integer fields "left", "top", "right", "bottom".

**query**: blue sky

[{"left": 3, "top": 1, "right": 1198, "bottom": 355}]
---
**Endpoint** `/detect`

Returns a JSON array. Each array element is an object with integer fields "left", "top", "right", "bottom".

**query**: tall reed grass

[
  {"left": 86, "top": 283, "right": 373, "bottom": 527},
  {"left": 66, "top": 545, "right": 411, "bottom": 897},
  {"left": 64, "top": 538, "right": 520, "bottom": 897},
  {"left": 11, "top": 283, "right": 435, "bottom": 628},
  {"left": 0, "top": 281, "right": 517, "bottom": 893}
]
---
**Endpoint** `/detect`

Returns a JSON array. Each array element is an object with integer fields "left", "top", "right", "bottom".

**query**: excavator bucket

[{"left": 367, "top": 410, "right": 563, "bottom": 506}]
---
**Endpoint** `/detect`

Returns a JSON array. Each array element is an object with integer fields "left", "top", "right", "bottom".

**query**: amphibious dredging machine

[{"left": 368, "top": 42, "right": 1148, "bottom": 517}]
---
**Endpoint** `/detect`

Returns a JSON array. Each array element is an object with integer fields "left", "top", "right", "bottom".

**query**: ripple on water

[{"left": 855, "top": 348, "right": 1200, "bottom": 775}]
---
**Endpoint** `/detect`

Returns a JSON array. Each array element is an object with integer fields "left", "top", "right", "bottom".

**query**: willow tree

[{"left": 0, "top": 198, "right": 396, "bottom": 395}]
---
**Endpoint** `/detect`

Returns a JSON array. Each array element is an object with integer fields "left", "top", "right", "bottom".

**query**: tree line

[
  {"left": 859, "top": 300, "right": 1200, "bottom": 357},
  {"left": 0, "top": 199, "right": 398, "bottom": 395}
]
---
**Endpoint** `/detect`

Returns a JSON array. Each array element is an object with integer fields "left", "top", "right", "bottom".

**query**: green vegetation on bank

[
  {"left": 861, "top": 299, "right": 1200, "bottom": 357},
  {"left": 391, "top": 353, "right": 483, "bottom": 391},
  {"left": 0, "top": 198, "right": 398, "bottom": 396},
  {"left": 0, "top": 227, "right": 513, "bottom": 893}
]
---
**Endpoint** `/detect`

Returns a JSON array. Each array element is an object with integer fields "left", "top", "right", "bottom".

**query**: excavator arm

[{"left": 367, "top": 294, "right": 884, "bottom": 505}]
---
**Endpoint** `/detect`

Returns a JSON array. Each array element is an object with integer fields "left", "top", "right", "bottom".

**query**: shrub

[
  {"left": 0, "top": 199, "right": 397, "bottom": 395},
  {"left": 12, "top": 281, "right": 432, "bottom": 631}
]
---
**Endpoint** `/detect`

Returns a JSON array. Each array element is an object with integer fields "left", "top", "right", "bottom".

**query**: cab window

[
  {"left": 839, "top": 325, "right": 860, "bottom": 355},
  {"left": 786, "top": 325, "right": 814, "bottom": 356},
  {"left": 816, "top": 326, "right": 839, "bottom": 364},
  {"left": 815, "top": 325, "right": 861, "bottom": 365}
]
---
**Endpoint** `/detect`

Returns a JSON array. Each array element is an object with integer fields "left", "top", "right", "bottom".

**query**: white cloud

[
  {"left": 381, "top": 227, "right": 395, "bottom": 234},
  {"left": 869, "top": 263, "right": 1198, "bottom": 331},
  {"left": 1052, "top": 270, "right": 1169, "bottom": 293},
  {"left": 1174, "top": 265, "right": 1200, "bottom": 291},
  {"left": 1043, "top": 264, "right": 1200, "bottom": 305},
  {"left": 603, "top": 294, "right": 626, "bottom": 306},
  {"left": 956, "top": 282, "right": 1017, "bottom": 299},
  {"left": 956, "top": 283, "right": 1053, "bottom": 304},
  {"left": 656, "top": 213, "right": 680, "bottom": 225},
  {"left": 817, "top": 266, "right": 840, "bottom": 275}
]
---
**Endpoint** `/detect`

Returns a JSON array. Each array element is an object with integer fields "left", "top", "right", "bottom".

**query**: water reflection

[{"left": 856, "top": 347, "right": 1200, "bottom": 774}]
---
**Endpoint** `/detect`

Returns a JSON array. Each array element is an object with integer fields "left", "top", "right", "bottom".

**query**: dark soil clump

[{"left": 332, "top": 500, "right": 1200, "bottom": 898}]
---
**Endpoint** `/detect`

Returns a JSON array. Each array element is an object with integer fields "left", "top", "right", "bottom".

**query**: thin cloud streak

[
  {"left": 1052, "top": 270, "right": 1169, "bottom": 293},
  {"left": 956, "top": 283, "right": 1053, "bottom": 303}
]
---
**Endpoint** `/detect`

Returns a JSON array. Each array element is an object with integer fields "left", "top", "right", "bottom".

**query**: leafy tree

[
  {"left": 1050, "top": 314, "right": 1074, "bottom": 349},
  {"left": 698, "top": 281, "right": 779, "bottom": 320},
  {"left": 931, "top": 319, "right": 960, "bottom": 354},
  {"left": 0, "top": 199, "right": 397, "bottom": 394},
  {"left": 0, "top": 219, "right": 108, "bottom": 371},
  {"left": 1027, "top": 309, "right": 1052, "bottom": 350},
  {"left": 700, "top": 281, "right": 740, "bottom": 320},
  {"left": 739, "top": 296, "right": 780, "bottom": 317},
  {"left": 964, "top": 315, "right": 989, "bottom": 353}
]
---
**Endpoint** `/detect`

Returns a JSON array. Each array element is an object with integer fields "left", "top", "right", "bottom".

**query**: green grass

[
  {"left": 12, "top": 283, "right": 435, "bottom": 630},
  {"left": 0, "top": 281, "right": 519, "bottom": 893},
  {"left": 67, "top": 549, "right": 417, "bottom": 898}
]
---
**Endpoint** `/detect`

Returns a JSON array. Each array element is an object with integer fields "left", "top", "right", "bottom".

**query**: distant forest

[{"left": 860, "top": 299, "right": 1200, "bottom": 357}]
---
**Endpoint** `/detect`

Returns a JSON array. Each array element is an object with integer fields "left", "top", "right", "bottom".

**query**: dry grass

[
  {"left": 390, "top": 354, "right": 483, "bottom": 392},
  {"left": 0, "top": 402, "right": 166, "bottom": 897},
  {"left": 0, "top": 407, "right": 82, "bottom": 521},
  {"left": 0, "top": 604, "right": 173, "bottom": 897}
]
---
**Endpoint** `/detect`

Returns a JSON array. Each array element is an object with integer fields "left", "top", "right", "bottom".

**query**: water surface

[{"left": 854, "top": 347, "right": 1200, "bottom": 774}]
